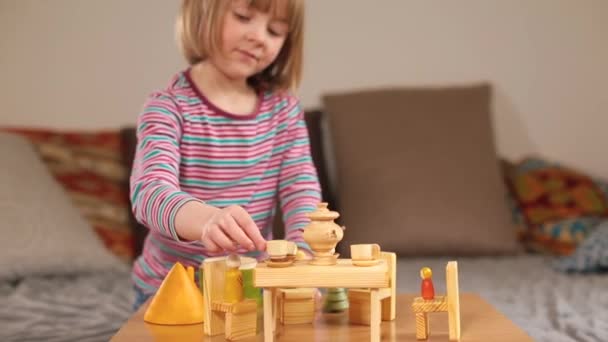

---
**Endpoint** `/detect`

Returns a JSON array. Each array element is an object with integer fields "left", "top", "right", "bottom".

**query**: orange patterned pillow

[
  {"left": 506, "top": 159, "right": 608, "bottom": 255},
  {"left": 509, "top": 167, "right": 608, "bottom": 226},
  {"left": 5, "top": 128, "right": 134, "bottom": 261}
]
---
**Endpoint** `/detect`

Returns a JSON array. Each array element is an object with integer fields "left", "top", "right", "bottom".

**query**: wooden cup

[
  {"left": 267, "top": 240, "right": 297, "bottom": 259},
  {"left": 350, "top": 243, "right": 381, "bottom": 261}
]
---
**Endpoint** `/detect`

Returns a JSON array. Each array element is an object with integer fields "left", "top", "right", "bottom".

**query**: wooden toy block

[
  {"left": 225, "top": 310, "right": 257, "bottom": 341},
  {"left": 348, "top": 290, "right": 371, "bottom": 325},
  {"left": 411, "top": 261, "right": 461, "bottom": 341},
  {"left": 278, "top": 288, "right": 315, "bottom": 324}
]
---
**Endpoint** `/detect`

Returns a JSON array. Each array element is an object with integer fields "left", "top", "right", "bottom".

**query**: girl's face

[{"left": 213, "top": 0, "right": 289, "bottom": 83}]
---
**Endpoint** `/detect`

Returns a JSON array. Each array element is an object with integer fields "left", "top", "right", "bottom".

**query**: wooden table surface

[{"left": 111, "top": 293, "right": 533, "bottom": 342}]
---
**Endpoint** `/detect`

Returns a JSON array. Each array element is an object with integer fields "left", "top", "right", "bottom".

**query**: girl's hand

[{"left": 200, "top": 205, "right": 266, "bottom": 253}]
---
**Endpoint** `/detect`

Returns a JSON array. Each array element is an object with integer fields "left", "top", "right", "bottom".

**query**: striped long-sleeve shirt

[{"left": 130, "top": 69, "right": 321, "bottom": 294}]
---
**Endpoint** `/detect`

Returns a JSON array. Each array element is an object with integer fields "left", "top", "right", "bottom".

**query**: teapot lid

[{"left": 306, "top": 202, "right": 340, "bottom": 220}]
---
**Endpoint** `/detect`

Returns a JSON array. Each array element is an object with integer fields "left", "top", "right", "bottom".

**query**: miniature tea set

[{"left": 265, "top": 203, "right": 381, "bottom": 267}]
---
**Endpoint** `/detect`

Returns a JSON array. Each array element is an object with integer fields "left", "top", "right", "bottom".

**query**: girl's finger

[
  {"left": 211, "top": 227, "right": 237, "bottom": 252},
  {"left": 229, "top": 206, "right": 266, "bottom": 250},
  {"left": 223, "top": 214, "right": 255, "bottom": 251}
]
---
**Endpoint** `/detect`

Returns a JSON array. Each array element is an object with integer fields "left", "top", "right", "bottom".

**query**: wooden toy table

[{"left": 254, "top": 258, "right": 392, "bottom": 342}]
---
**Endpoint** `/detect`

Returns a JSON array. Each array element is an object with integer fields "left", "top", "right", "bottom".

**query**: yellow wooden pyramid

[{"left": 144, "top": 262, "right": 205, "bottom": 325}]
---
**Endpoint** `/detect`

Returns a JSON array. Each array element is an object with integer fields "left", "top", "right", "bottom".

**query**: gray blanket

[
  {"left": 0, "top": 255, "right": 606, "bottom": 342},
  {"left": 0, "top": 271, "right": 133, "bottom": 342}
]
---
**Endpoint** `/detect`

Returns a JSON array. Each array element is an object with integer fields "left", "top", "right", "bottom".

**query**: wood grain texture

[
  {"left": 411, "top": 296, "right": 448, "bottom": 313},
  {"left": 254, "top": 259, "right": 389, "bottom": 288}
]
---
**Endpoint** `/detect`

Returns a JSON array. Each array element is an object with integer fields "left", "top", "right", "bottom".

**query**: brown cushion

[{"left": 322, "top": 84, "right": 522, "bottom": 256}]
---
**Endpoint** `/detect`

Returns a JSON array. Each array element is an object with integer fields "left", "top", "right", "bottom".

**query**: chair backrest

[
  {"left": 380, "top": 252, "right": 396, "bottom": 284},
  {"left": 446, "top": 261, "right": 459, "bottom": 300},
  {"left": 380, "top": 251, "right": 396, "bottom": 320},
  {"left": 202, "top": 257, "right": 227, "bottom": 335},
  {"left": 445, "top": 261, "right": 461, "bottom": 339}
]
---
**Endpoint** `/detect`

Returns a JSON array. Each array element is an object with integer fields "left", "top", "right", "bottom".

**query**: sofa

[{"left": 1, "top": 83, "right": 607, "bottom": 342}]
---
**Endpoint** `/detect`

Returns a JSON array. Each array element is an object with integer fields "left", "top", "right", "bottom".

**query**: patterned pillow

[
  {"left": 505, "top": 157, "right": 608, "bottom": 255},
  {"left": 525, "top": 217, "right": 603, "bottom": 255},
  {"left": 553, "top": 221, "right": 608, "bottom": 272},
  {"left": 5, "top": 128, "right": 134, "bottom": 261}
]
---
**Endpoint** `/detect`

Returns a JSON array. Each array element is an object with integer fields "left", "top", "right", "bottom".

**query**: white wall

[{"left": 1, "top": 0, "right": 607, "bottom": 178}]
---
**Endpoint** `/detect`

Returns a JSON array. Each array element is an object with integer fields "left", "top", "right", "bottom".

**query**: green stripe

[
  {"left": 144, "top": 149, "right": 162, "bottom": 160},
  {"left": 156, "top": 190, "right": 178, "bottom": 237},
  {"left": 281, "top": 190, "right": 321, "bottom": 204},
  {"left": 181, "top": 176, "right": 263, "bottom": 188},
  {"left": 134, "top": 277, "right": 158, "bottom": 291},
  {"left": 182, "top": 129, "right": 277, "bottom": 145},
  {"left": 284, "top": 205, "right": 316, "bottom": 220},
  {"left": 168, "top": 196, "right": 198, "bottom": 241},
  {"left": 146, "top": 188, "right": 164, "bottom": 232},
  {"left": 252, "top": 190, "right": 276, "bottom": 200},
  {"left": 182, "top": 154, "right": 271, "bottom": 166},
  {"left": 264, "top": 168, "right": 280, "bottom": 177},
  {"left": 139, "top": 261, "right": 157, "bottom": 278},
  {"left": 286, "top": 104, "right": 300, "bottom": 119},
  {"left": 131, "top": 183, "right": 143, "bottom": 204},
  {"left": 184, "top": 110, "right": 276, "bottom": 124},
  {"left": 279, "top": 175, "right": 318, "bottom": 190},
  {"left": 139, "top": 136, "right": 178, "bottom": 148},
  {"left": 252, "top": 210, "right": 273, "bottom": 221},
  {"left": 174, "top": 95, "right": 201, "bottom": 104},
  {"left": 143, "top": 106, "right": 179, "bottom": 118},
  {"left": 282, "top": 156, "right": 312, "bottom": 167},
  {"left": 207, "top": 198, "right": 250, "bottom": 207}
]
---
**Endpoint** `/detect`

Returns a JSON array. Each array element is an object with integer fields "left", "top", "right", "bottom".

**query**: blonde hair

[{"left": 176, "top": 0, "right": 305, "bottom": 92}]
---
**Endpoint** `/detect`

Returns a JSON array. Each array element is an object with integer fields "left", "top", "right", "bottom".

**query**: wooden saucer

[
  {"left": 266, "top": 259, "right": 295, "bottom": 268},
  {"left": 309, "top": 253, "right": 340, "bottom": 266},
  {"left": 352, "top": 259, "right": 381, "bottom": 267}
]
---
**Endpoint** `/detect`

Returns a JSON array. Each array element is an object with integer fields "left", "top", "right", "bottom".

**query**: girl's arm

[
  {"left": 130, "top": 93, "right": 208, "bottom": 242},
  {"left": 130, "top": 93, "right": 266, "bottom": 251}
]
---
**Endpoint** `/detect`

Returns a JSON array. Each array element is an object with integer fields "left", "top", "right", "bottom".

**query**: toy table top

[{"left": 254, "top": 258, "right": 389, "bottom": 288}]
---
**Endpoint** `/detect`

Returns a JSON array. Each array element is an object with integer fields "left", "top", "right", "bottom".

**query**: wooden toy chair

[
  {"left": 202, "top": 257, "right": 258, "bottom": 341},
  {"left": 411, "top": 261, "right": 461, "bottom": 341},
  {"left": 347, "top": 252, "right": 397, "bottom": 325}
]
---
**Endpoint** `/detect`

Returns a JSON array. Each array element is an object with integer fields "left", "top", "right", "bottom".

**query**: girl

[{"left": 130, "top": 0, "right": 321, "bottom": 310}]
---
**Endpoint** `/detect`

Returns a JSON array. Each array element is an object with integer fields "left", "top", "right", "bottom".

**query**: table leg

[
  {"left": 263, "top": 288, "right": 274, "bottom": 342},
  {"left": 272, "top": 288, "right": 278, "bottom": 332},
  {"left": 370, "top": 289, "right": 381, "bottom": 342}
]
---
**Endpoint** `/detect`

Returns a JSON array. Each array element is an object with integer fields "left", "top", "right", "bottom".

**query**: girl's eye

[
  {"left": 234, "top": 12, "right": 251, "bottom": 22},
  {"left": 268, "top": 28, "right": 280, "bottom": 37},
  {"left": 268, "top": 25, "right": 287, "bottom": 37}
]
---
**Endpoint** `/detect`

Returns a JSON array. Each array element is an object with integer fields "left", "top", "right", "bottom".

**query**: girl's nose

[{"left": 245, "top": 24, "right": 266, "bottom": 44}]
